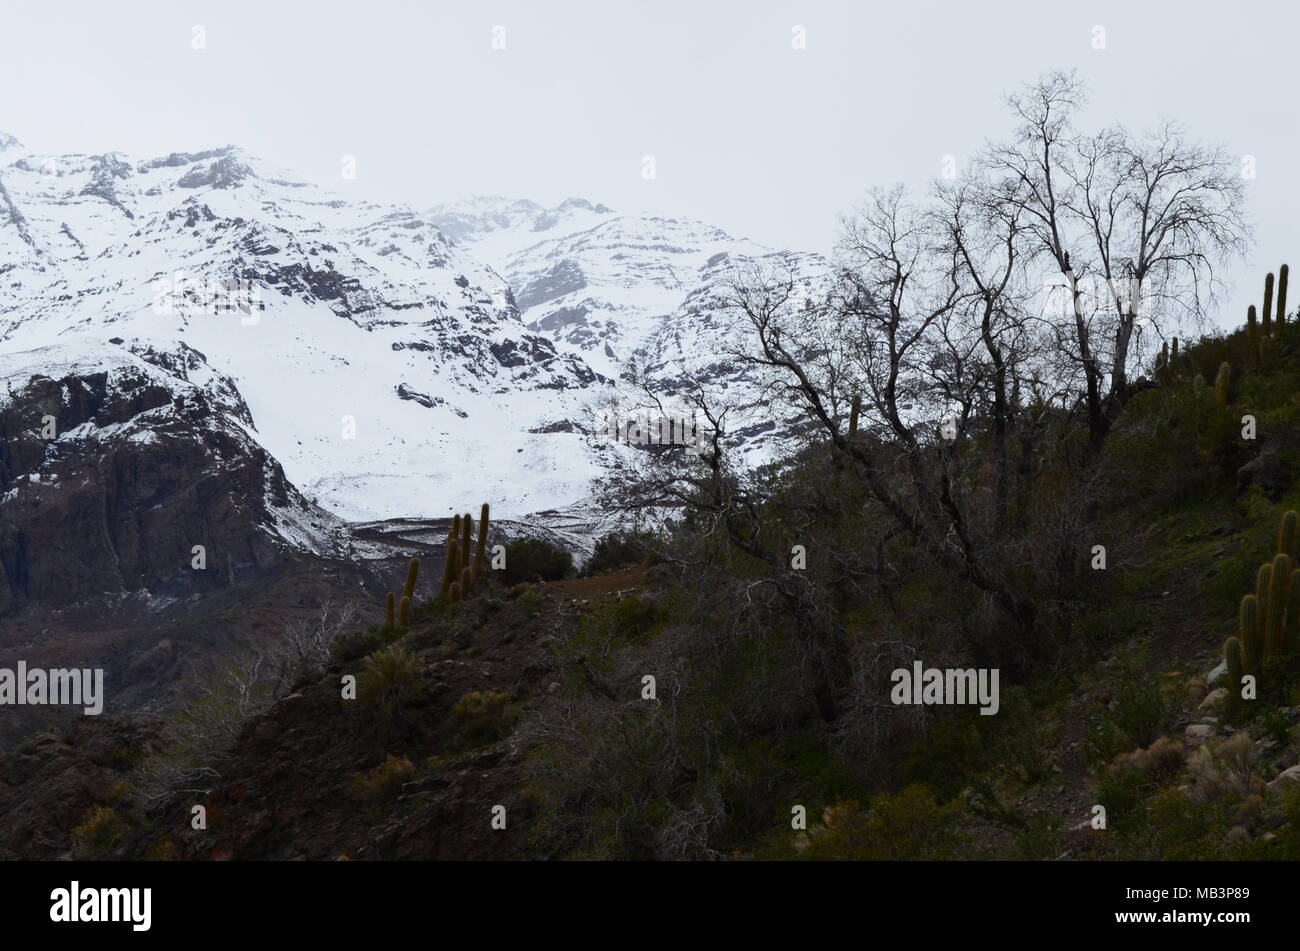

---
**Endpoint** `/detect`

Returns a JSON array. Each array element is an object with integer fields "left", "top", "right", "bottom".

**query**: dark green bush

[
  {"left": 1094, "top": 767, "right": 1150, "bottom": 832},
  {"left": 452, "top": 690, "right": 510, "bottom": 746},
  {"left": 1114, "top": 680, "right": 1167, "bottom": 748},
  {"left": 349, "top": 754, "right": 415, "bottom": 801},
  {"left": 499, "top": 538, "right": 573, "bottom": 585},
  {"left": 583, "top": 529, "right": 655, "bottom": 576},
  {"left": 800, "top": 786, "right": 959, "bottom": 860}
]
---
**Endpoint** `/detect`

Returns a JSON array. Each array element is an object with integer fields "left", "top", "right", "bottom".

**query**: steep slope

[
  {"left": 0, "top": 336, "right": 347, "bottom": 613},
  {"left": 0, "top": 336, "right": 375, "bottom": 738}
]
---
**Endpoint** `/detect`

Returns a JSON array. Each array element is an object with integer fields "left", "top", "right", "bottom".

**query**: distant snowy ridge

[
  {"left": 0, "top": 142, "right": 610, "bottom": 522},
  {"left": 1, "top": 134, "right": 833, "bottom": 535}
]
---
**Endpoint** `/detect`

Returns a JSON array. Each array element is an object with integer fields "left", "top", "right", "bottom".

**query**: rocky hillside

[
  {"left": 0, "top": 137, "right": 831, "bottom": 731},
  {"left": 0, "top": 337, "right": 345, "bottom": 617},
  {"left": 8, "top": 298, "right": 1300, "bottom": 861}
]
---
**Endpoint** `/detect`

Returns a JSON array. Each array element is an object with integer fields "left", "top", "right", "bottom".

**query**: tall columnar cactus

[
  {"left": 1193, "top": 374, "right": 1206, "bottom": 398},
  {"left": 1263, "top": 273, "right": 1275, "bottom": 336},
  {"left": 1157, "top": 341, "right": 1168, "bottom": 369},
  {"left": 398, "top": 595, "right": 412, "bottom": 628},
  {"left": 473, "top": 502, "right": 489, "bottom": 582},
  {"left": 1241, "top": 594, "right": 1261, "bottom": 676},
  {"left": 442, "top": 537, "right": 459, "bottom": 599},
  {"left": 1227, "top": 509, "right": 1300, "bottom": 695},
  {"left": 1266, "top": 553, "right": 1291, "bottom": 656},
  {"left": 1171, "top": 338, "right": 1178, "bottom": 361},
  {"left": 385, "top": 592, "right": 395, "bottom": 628},
  {"left": 1278, "top": 263, "right": 1290, "bottom": 327},
  {"left": 449, "top": 581, "right": 461, "bottom": 605},
  {"left": 402, "top": 556, "right": 420, "bottom": 606},
  {"left": 1256, "top": 562, "right": 1272, "bottom": 608},
  {"left": 1225, "top": 636, "right": 1244, "bottom": 706},
  {"left": 849, "top": 394, "right": 861, "bottom": 438},
  {"left": 460, "top": 566, "right": 473, "bottom": 598},
  {"left": 1247, "top": 304, "right": 1258, "bottom": 342},
  {"left": 1214, "top": 362, "right": 1231, "bottom": 413},
  {"left": 460, "top": 513, "right": 473, "bottom": 576},
  {"left": 1279, "top": 510, "right": 1299, "bottom": 562}
]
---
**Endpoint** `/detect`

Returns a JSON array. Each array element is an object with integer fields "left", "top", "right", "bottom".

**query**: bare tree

[
  {"left": 984, "top": 70, "right": 1250, "bottom": 443},
  {"left": 721, "top": 195, "right": 1037, "bottom": 634},
  {"left": 267, "top": 598, "right": 360, "bottom": 698},
  {"left": 932, "top": 172, "right": 1042, "bottom": 522},
  {"left": 134, "top": 598, "right": 360, "bottom": 805},
  {"left": 133, "top": 652, "right": 269, "bottom": 805}
]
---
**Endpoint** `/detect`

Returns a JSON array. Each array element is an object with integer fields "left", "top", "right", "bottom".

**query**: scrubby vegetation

[
  {"left": 582, "top": 529, "right": 656, "bottom": 576},
  {"left": 20, "top": 73, "right": 1300, "bottom": 864},
  {"left": 350, "top": 754, "right": 416, "bottom": 802},
  {"left": 41, "top": 303, "right": 1300, "bottom": 860},
  {"left": 498, "top": 537, "right": 573, "bottom": 586}
]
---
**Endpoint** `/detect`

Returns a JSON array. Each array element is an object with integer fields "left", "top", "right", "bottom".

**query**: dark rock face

[
  {"left": 137, "top": 147, "right": 233, "bottom": 173},
  {"left": 395, "top": 383, "right": 468, "bottom": 417},
  {"left": 78, "top": 154, "right": 136, "bottom": 219},
  {"left": 0, "top": 350, "right": 314, "bottom": 617},
  {"left": 515, "top": 259, "right": 587, "bottom": 310},
  {"left": 533, "top": 305, "right": 589, "bottom": 334},
  {"left": 166, "top": 198, "right": 218, "bottom": 228},
  {"left": 488, "top": 336, "right": 604, "bottom": 389},
  {"left": 177, "top": 156, "right": 253, "bottom": 190}
]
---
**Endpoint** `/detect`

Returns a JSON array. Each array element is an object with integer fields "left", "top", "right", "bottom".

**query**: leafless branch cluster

[
  {"left": 266, "top": 598, "right": 360, "bottom": 698},
  {"left": 709, "top": 70, "right": 1248, "bottom": 635},
  {"left": 133, "top": 598, "right": 360, "bottom": 806}
]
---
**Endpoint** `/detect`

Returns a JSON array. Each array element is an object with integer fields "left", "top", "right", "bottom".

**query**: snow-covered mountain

[
  {"left": 0, "top": 142, "right": 608, "bottom": 524},
  {"left": 0, "top": 135, "right": 846, "bottom": 721},
  {"left": 0, "top": 334, "right": 350, "bottom": 619},
  {"left": 2, "top": 136, "right": 833, "bottom": 551},
  {"left": 430, "top": 195, "right": 835, "bottom": 467}
]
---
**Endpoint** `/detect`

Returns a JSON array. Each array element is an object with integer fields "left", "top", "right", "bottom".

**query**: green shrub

[
  {"left": 499, "top": 538, "right": 574, "bottom": 585},
  {"left": 983, "top": 685, "right": 1060, "bottom": 785},
  {"left": 1008, "top": 815, "right": 1061, "bottom": 861},
  {"left": 1145, "top": 788, "right": 1233, "bottom": 860},
  {"left": 145, "top": 837, "right": 176, "bottom": 861},
  {"left": 1260, "top": 706, "right": 1291, "bottom": 746},
  {"left": 898, "top": 715, "right": 983, "bottom": 799},
  {"left": 1114, "top": 681, "right": 1167, "bottom": 748},
  {"left": 332, "top": 626, "right": 391, "bottom": 665},
  {"left": 1083, "top": 715, "right": 1130, "bottom": 768},
  {"left": 800, "top": 785, "right": 959, "bottom": 860},
  {"left": 1238, "top": 784, "right": 1300, "bottom": 858},
  {"left": 1259, "top": 653, "right": 1300, "bottom": 705},
  {"left": 452, "top": 690, "right": 510, "bottom": 746},
  {"left": 349, "top": 754, "right": 415, "bottom": 801},
  {"left": 70, "top": 804, "right": 125, "bottom": 855},
  {"left": 1094, "top": 767, "right": 1150, "bottom": 831},
  {"left": 583, "top": 529, "right": 655, "bottom": 576},
  {"left": 358, "top": 644, "right": 424, "bottom": 718},
  {"left": 577, "top": 595, "right": 663, "bottom": 645}
]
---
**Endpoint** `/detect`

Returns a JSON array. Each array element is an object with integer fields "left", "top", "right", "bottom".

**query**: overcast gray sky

[{"left": 2, "top": 0, "right": 1296, "bottom": 330}]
